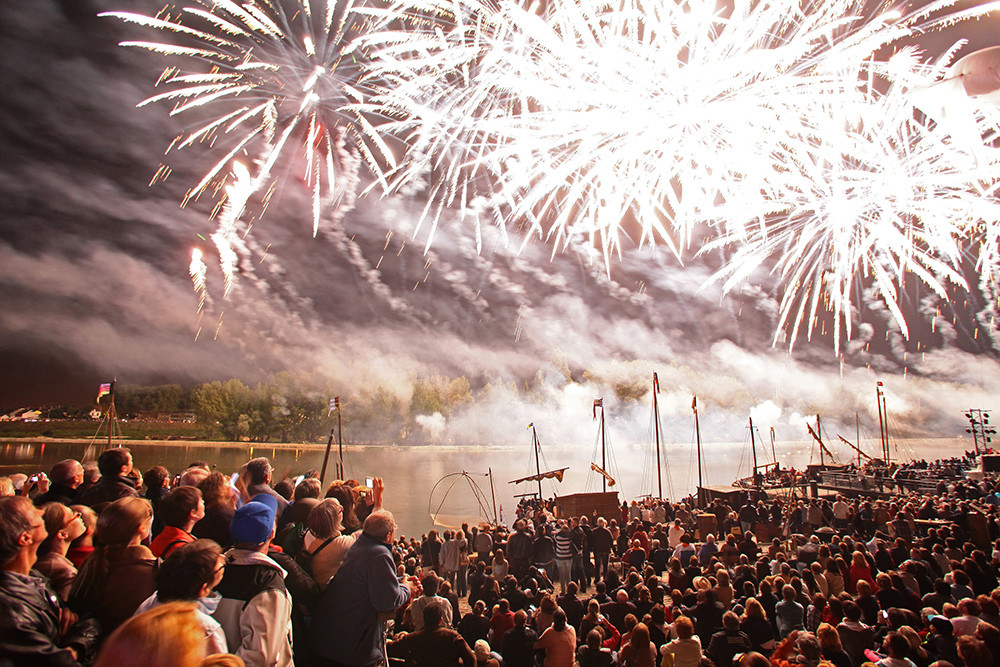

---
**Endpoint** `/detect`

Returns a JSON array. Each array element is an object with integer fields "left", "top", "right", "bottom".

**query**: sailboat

[{"left": 508, "top": 423, "right": 568, "bottom": 500}]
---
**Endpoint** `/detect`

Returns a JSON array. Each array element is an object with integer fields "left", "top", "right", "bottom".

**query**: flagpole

[
  {"left": 320, "top": 426, "right": 335, "bottom": 486},
  {"left": 533, "top": 425, "right": 542, "bottom": 501},
  {"left": 108, "top": 379, "right": 116, "bottom": 448},
  {"left": 600, "top": 401, "right": 606, "bottom": 494},
  {"left": 488, "top": 467, "right": 498, "bottom": 524},
  {"left": 336, "top": 397, "right": 344, "bottom": 479}
]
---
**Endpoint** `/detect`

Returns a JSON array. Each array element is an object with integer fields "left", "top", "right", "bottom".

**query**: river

[{"left": 0, "top": 436, "right": 972, "bottom": 535}]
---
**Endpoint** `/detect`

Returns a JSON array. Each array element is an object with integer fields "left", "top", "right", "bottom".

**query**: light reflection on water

[{"left": 0, "top": 437, "right": 972, "bottom": 535}]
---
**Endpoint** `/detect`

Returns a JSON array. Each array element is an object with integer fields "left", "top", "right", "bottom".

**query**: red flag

[{"left": 593, "top": 398, "right": 603, "bottom": 420}]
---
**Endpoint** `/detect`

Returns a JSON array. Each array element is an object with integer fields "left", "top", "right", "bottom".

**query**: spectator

[
  {"left": 387, "top": 600, "right": 475, "bottom": 666},
  {"left": 534, "top": 609, "right": 576, "bottom": 667},
  {"left": 458, "top": 600, "right": 491, "bottom": 649},
  {"left": 707, "top": 611, "right": 753, "bottom": 667},
  {"left": 502, "top": 609, "right": 539, "bottom": 667},
  {"left": 244, "top": 458, "right": 289, "bottom": 516},
  {"left": 68, "top": 496, "right": 157, "bottom": 634},
  {"left": 661, "top": 615, "right": 703, "bottom": 667},
  {"left": 301, "top": 497, "right": 357, "bottom": 587},
  {"left": 135, "top": 539, "right": 228, "bottom": 655},
  {"left": 213, "top": 498, "right": 293, "bottom": 667},
  {"left": 408, "top": 572, "right": 454, "bottom": 631},
  {"left": 34, "top": 460, "right": 84, "bottom": 507},
  {"left": 77, "top": 448, "right": 139, "bottom": 507},
  {"left": 0, "top": 496, "right": 99, "bottom": 666},
  {"left": 65, "top": 505, "right": 97, "bottom": 568},
  {"left": 621, "top": 621, "right": 658, "bottom": 667},
  {"left": 150, "top": 486, "right": 204, "bottom": 558},
  {"left": 310, "top": 509, "right": 413, "bottom": 666},
  {"left": 193, "top": 472, "right": 237, "bottom": 548},
  {"left": 34, "top": 503, "right": 86, "bottom": 602},
  {"left": 94, "top": 601, "right": 233, "bottom": 667}
]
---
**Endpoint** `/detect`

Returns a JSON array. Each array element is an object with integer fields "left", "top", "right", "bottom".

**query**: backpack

[{"left": 295, "top": 536, "right": 334, "bottom": 572}]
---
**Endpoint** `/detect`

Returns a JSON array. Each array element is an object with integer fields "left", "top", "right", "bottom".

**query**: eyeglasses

[{"left": 63, "top": 512, "right": 82, "bottom": 529}]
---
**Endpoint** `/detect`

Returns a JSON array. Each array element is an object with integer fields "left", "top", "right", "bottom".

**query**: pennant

[
  {"left": 328, "top": 396, "right": 341, "bottom": 416},
  {"left": 593, "top": 398, "right": 603, "bottom": 420},
  {"left": 691, "top": 395, "right": 698, "bottom": 412},
  {"left": 527, "top": 422, "right": 533, "bottom": 430},
  {"left": 509, "top": 467, "right": 568, "bottom": 485},
  {"left": 590, "top": 462, "right": 616, "bottom": 487},
  {"left": 97, "top": 382, "right": 113, "bottom": 402},
  {"left": 653, "top": 372, "right": 659, "bottom": 393}
]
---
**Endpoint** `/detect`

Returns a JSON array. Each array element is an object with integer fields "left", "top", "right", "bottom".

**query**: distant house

[{"left": 19, "top": 410, "right": 42, "bottom": 422}]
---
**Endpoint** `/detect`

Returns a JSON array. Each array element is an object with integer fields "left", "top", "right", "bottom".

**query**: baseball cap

[{"left": 231, "top": 500, "right": 276, "bottom": 545}]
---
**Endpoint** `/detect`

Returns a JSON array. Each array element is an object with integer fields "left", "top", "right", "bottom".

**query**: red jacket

[{"left": 150, "top": 526, "right": 195, "bottom": 558}]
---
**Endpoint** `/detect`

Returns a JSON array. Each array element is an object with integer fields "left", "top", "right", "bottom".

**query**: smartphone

[
  {"left": 365, "top": 477, "right": 374, "bottom": 488},
  {"left": 29, "top": 475, "right": 39, "bottom": 483}
]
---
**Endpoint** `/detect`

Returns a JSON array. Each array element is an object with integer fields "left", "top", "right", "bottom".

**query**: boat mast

[
  {"left": 770, "top": 427, "right": 777, "bottom": 463},
  {"left": 532, "top": 424, "right": 542, "bottom": 500},
  {"left": 817, "top": 414, "right": 823, "bottom": 466},
  {"left": 877, "top": 382, "right": 889, "bottom": 463},
  {"left": 600, "top": 403, "right": 607, "bottom": 493},
  {"left": 693, "top": 396, "right": 703, "bottom": 508},
  {"left": 856, "top": 412, "right": 861, "bottom": 468},
  {"left": 653, "top": 373, "right": 662, "bottom": 499},
  {"left": 750, "top": 416, "right": 759, "bottom": 493},
  {"left": 488, "top": 467, "right": 498, "bottom": 524}
]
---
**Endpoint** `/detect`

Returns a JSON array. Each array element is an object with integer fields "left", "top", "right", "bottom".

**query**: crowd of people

[{"left": 3, "top": 447, "right": 1000, "bottom": 667}]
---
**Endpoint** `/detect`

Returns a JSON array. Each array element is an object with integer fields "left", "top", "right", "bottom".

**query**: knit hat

[
  {"left": 474, "top": 640, "right": 491, "bottom": 659},
  {"left": 231, "top": 500, "right": 276, "bottom": 545}
]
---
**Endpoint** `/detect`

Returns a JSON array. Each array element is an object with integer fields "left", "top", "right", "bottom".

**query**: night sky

[{"left": 2, "top": 0, "right": 1000, "bottom": 446}]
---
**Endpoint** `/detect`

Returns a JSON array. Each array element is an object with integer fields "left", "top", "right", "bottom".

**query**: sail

[
  {"left": 590, "top": 462, "right": 616, "bottom": 487},
  {"left": 509, "top": 467, "right": 568, "bottom": 485}
]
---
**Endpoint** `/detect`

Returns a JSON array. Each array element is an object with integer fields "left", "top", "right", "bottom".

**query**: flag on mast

[
  {"left": 328, "top": 396, "right": 340, "bottom": 416},
  {"left": 593, "top": 398, "right": 603, "bottom": 420},
  {"left": 653, "top": 373, "right": 660, "bottom": 393},
  {"left": 590, "top": 462, "right": 616, "bottom": 487},
  {"left": 97, "top": 382, "right": 113, "bottom": 402}
]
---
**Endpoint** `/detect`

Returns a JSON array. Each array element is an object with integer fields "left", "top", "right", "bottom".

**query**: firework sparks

[
  {"left": 107, "top": 0, "right": 1000, "bottom": 352},
  {"left": 356, "top": 0, "right": 1000, "bottom": 349},
  {"left": 102, "top": 0, "right": 370, "bottom": 291}
]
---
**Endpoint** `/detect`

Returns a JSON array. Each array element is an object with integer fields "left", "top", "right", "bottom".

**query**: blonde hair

[{"left": 95, "top": 602, "right": 206, "bottom": 667}]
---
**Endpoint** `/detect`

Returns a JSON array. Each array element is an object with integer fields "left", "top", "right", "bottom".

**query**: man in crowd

[
  {"left": 245, "top": 457, "right": 289, "bottom": 515},
  {"left": 407, "top": 572, "right": 453, "bottom": 630},
  {"left": 33, "top": 459, "right": 84, "bottom": 507},
  {"left": 0, "top": 496, "right": 99, "bottom": 666},
  {"left": 214, "top": 496, "right": 294, "bottom": 667},
  {"left": 311, "top": 509, "right": 412, "bottom": 667},
  {"left": 77, "top": 448, "right": 138, "bottom": 507},
  {"left": 387, "top": 600, "right": 475, "bottom": 666}
]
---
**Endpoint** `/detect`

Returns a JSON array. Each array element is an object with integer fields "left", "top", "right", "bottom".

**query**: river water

[{"left": 0, "top": 436, "right": 971, "bottom": 535}]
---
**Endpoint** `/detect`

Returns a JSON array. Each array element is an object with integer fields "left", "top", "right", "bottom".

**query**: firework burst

[{"left": 356, "top": 0, "right": 1000, "bottom": 349}]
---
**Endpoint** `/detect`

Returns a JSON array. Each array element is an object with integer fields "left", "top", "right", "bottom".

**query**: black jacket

[
  {"left": 33, "top": 484, "right": 80, "bottom": 507},
  {"left": 76, "top": 475, "right": 138, "bottom": 508},
  {"left": 0, "top": 570, "right": 99, "bottom": 666}
]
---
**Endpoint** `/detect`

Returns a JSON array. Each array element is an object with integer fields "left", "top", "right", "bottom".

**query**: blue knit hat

[{"left": 231, "top": 500, "right": 276, "bottom": 545}]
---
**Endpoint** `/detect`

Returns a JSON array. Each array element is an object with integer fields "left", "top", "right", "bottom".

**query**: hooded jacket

[{"left": 213, "top": 548, "right": 294, "bottom": 667}]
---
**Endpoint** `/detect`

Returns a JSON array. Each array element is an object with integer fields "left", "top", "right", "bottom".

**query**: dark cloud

[{"left": 2, "top": 0, "right": 999, "bottom": 445}]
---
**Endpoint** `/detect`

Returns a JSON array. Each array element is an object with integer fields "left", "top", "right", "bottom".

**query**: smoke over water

[{"left": 2, "top": 0, "right": 1000, "bottom": 453}]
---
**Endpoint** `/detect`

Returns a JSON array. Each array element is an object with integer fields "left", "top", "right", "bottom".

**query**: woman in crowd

[
  {"left": 534, "top": 609, "right": 576, "bottom": 667},
  {"left": 740, "top": 598, "right": 777, "bottom": 656},
  {"left": 619, "top": 622, "right": 657, "bottom": 667},
  {"left": 34, "top": 502, "right": 87, "bottom": 600},
  {"left": 661, "top": 615, "right": 703, "bottom": 667},
  {"left": 69, "top": 496, "right": 157, "bottom": 634},
  {"left": 193, "top": 472, "right": 236, "bottom": 548},
  {"left": 134, "top": 539, "right": 228, "bottom": 655},
  {"left": 301, "top": 498, "right": 357, "bottom": 587}
]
